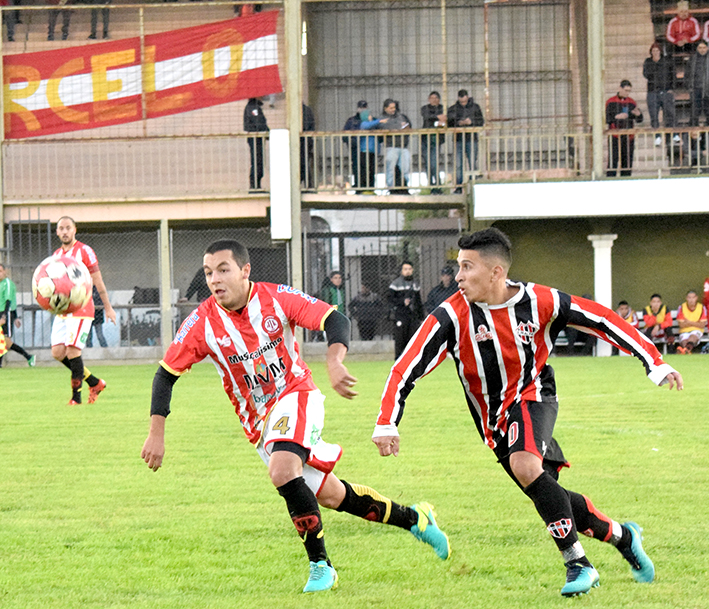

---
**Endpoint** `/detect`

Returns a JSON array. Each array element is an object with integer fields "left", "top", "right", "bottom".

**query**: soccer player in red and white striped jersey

[
  {"left": 373, "top": 227, "right": 683, "bottom": 597},
  {"left": 141, "top": 239, "right": 451, "bottom": 594},
  {"left": 52, "top": 216, "right": 115, "bottom": 405}
]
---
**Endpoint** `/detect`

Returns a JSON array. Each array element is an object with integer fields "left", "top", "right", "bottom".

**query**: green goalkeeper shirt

[{"left": 0, "top": 277, "right": 17, "bottom": 317}]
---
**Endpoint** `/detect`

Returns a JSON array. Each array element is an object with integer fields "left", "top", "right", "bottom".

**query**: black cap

[
  {"left": 357, "top": 100, "right": 368, "bottom": 108},
  {"left": 441, "top": 266, "right": 455, "bottom": 276}
]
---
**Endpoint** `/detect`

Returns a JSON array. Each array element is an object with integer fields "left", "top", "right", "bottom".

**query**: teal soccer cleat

[
  {"left": 410, "top": 502, "right": 451, "bottom": 560},
  {"left": 620, "top": 522, "right": 655, "bottom": 583},
  {"left": 560, "top": 561, "right": 600, "bottom": 597},
  {"left": 302, "top": 560, "right": 338, "bottom": 593},
  {"left": 27, "top": 354, "right": 36, "bottom": 367}
]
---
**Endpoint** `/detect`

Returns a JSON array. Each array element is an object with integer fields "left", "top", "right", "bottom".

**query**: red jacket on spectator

[{"left": 667, "top": 14, "right": 701, "bottom": 45}]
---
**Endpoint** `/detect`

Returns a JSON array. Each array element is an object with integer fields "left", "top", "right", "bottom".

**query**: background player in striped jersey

[
  {"left": 141, "top": 239, "right": 450, "bottom": 594},
  {"left": 52, "top": 216, "right": 115, "bottom": 404},
  {"left": 373, "top": 227, "right": 683, "bottom": 597}
]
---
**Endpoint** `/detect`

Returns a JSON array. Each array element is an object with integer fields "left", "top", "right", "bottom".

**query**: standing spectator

[
  {"left": 666, "top": 1, "right": 701, "bottom": 50},
  {"left": 420, "top": 91, "right": 446, "bottom": 193},
  {"left": 301, "top": 103, "right": 315, "bottom": 190},
  {"left": 180, "top": 268, "right": 211, "bottom": 304},
  {"left": 643, "top": 293, "right": 675, "bottom": 351},
  {"left": 85, "top": 286, "right": 107, "bottom": 348},
  {"left": 47, "top": 0, "right": 72, "bottom": 41},
  {"left": 675, "top": 289, "right": 707, "bottom": 353},
  {"left": 605, "top": 80, "right": 643, "bottom": 177},
  {"left": 0, "top": 262, "right": 35, "bottom": 367},
  {"left": 375, "top": 99, "right": 412, "bottom": 194},
  {"left": 687, "top": 40, "right": 709, "bottom": 126},
  {"left": 388, "top": 261, "right": 424, "bottom": 359},
  {"left": 2, "top": 0, "right": 16, "bottom": 42},
  {"left": 447, "top": 89, "right": 484, "bottom": 191},
  {"left": 87, "top": 0, "right": 110, "bottom": 40},
  {"left": 643, "top": 42, "right": 678, "bottom": 146},
  {"left": 320, "top": 271, "right": 346, "bottom": 316},
  {"left": 244, "top": 97, "right": 269, "bottom": 190},
  {"left": 349, "top": 284, "right": 384, "bottom": 341},
  {"left": 424, "top": 266, "right": 458, "bottom": 314},
  {"left": 343, "top": 100, "right": 368, "bottom": 189}
]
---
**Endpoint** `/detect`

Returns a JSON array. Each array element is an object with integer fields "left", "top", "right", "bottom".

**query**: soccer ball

[{"left": 32, "top": 255, "right": 93, "bottom": 315}]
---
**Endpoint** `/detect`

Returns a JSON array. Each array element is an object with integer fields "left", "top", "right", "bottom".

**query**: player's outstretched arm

[
  {"left": 373, "top": 435, "right": 400, "bottom": 457},
  {"left": 142, "top": 415, "right": 166, "bottom": 472},
  {"left": 663, "top": 371, "right": 684, "bottom": 391}
]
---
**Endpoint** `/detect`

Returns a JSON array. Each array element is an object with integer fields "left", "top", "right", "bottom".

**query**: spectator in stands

[
  {"left": 179, "top": 268, "right": 211, "bottom": 303},
  {"left": 47, "top": 0, "right": 72, "bottom": 41},
  {"left": 643, "top": 293, "right": 675, "bottom": 351},
  {"left": 388, "top": 261, "right": 424, "bottom": 359},
  {"left": 424, "top": 266, "right": 459, "bottom": 314},
  {"left": 301, "top": 103, "right": 316, "bottom": 190},
  {"left": 86, "top": 286, "right": 108, "bottom": 348},
  {"left": 675, "top": 289, "right": 707, "bottom": 353},
  {"left": 687, "top": 40, "right": 709, "bottom": 126},
  {"left": 343, "top": 101, "right": 368, "bottom": 189},
  {"left": 320, "top": 271, "right": 346, "bottom": 316},
  {"left": 612, "top": 300, "right": 639, "bottom": 355},
  {"left": 605, "top": 80, "right": 643, "bottom": 177},
  {"left": 349, "top": 284, "right": 384, "bottom": 341},
  {"left": 2, "top": 0, "right": 17, "bottom": 42},
  {"left": 447, "top": 89, "right": 485, "bottom": 191},
  {"left": 375, "top": 99, "right": 412, "bottom": 194},
  {"left": 87, "top": 0, "right": 111, "bottom": 40},
  {"left": 666, "top": 1, "right": 701, "bottom": 50},
  {"left": 420, "top": 91, "right": 446, "bottom": 194},
  {"left": 244, "top": 97, "right": 269, "bottom": 190},
  {"left": 643, "top": 42, "right": 679, "bottom": 146}
]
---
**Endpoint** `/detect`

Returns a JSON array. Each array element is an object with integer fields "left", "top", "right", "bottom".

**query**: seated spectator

[
  {"left": 343, "top": 100, "right": 368, "bottom": 188},
  {"left": 348, "top": 284, "right": 384, "bottom": 341},
  {"left": 643, "top": 293, "right": 675, "bottom": 350},
  {"left": 612, "top": 300, "right": 639, "bottom": 355},
  {"left": 375, "top": 99, "right": 412, "bottom": 194},
  {"left": 420, "top": 91, "right": 446, "bottom": 193},
  {"left": 424, "top": 266, "right": 458, "bottom": 314},
  {"left": 346, "top": 101, "right": 381, "bottom": 191},
  {"left": 643, "top": 42, "right": 679, "bottom": 146},
  {"left": 666, "top": 1, "right": 701, "bottom": 50},
  {"left": 675, "top": 289, "right": 707, "bottom": 353}
]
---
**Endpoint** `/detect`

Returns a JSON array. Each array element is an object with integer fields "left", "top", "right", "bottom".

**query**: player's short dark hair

[
  {"left": 204, "top": 239, "right": 250, "bottom": 268},
  {"left": 458, "top": 227, "right": 512, "bottom": 266},
  {"left": 650, "top": 293, "right": 662, "bottom": 300}
]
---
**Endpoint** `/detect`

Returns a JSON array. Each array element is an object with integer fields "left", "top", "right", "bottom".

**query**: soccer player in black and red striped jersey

[
  {"left": 373, "top": 227, "right": 683, "bottom": 597},
  {"left": 141, "top": 239, "right": 450, "bottom": 594}
]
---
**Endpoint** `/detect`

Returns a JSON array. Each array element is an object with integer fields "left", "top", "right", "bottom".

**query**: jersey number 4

[{"left": 272, "top": 416, "right": 291, "bottom": 435}]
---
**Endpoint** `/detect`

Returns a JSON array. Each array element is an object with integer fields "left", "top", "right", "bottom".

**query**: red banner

[{"left": 3, "top": 11, "right": 282, "bottom": 139}]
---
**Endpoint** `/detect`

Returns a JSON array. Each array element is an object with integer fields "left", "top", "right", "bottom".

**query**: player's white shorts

[
  {"left": 256, "top": 389, "right": 343, "bottom": 496},
  {"left": 679, "top": 330, "right": 704, "bottom": 342},
  {"left": 51, "top": 316, "right": 93, "bottom": 349}
]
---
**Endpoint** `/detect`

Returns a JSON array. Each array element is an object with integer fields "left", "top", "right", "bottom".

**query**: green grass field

[{"left": 1, "top": 355, "right": 707, "bottom": 609}]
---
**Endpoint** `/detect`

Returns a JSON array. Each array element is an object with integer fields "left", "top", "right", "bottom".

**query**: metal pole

[
  {"left": 588, "top": 0, "right": 604, "bottom": 178},
  {"left": 159, "top": 219, "right": 172, "bottom": 348},
  {"left": 285, "top": 0, "right": 303, "bottom": 292},
  {"left": 441, "top": 0, "right": 448, "bottom": 108}
]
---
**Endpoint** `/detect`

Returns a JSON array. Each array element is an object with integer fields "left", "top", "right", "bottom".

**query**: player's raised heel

[
  {"left": 620, "top": 521, "right": 655, "bottom": 583},
  {"left": 302, "top": 560, "right": 338, "bottom": 593},
  {"left": 560, "top": 562, "right": 600, "bottom": 597},
  {"left": 410, "top": 502, "right": 451, "bottom": 560}
]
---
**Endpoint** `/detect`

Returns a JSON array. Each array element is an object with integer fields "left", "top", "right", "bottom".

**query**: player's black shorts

[{"left": 494, "top": 399, "right": 569, "bottom": 489}]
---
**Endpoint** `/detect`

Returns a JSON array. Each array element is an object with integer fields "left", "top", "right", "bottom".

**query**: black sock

[
  {"left": 9, "top": 343, "right": 31, "bottom": 360},
  {"left": 615, "top": 524, "right": 632, "bottom": 552},
  {"left": 68, "top": 356, "right": 84, "bottom": 403},
  {"left": 84, "top": 367, "right": 99, "bottom": 388},
  {"left": 524, "top": 471, "right": 579, "bottom": 552},
  {"left": 60, "top": 356, "right": 72, "bottom": 370},
  {"left": 277, "top": 477, "right": 328, "bottom": 564},
  {"left": 567, "top": 491, "right": 614, "bottom": 541},
  {"left": 336, "top": 480, "right": 418, "bottom": 530}
]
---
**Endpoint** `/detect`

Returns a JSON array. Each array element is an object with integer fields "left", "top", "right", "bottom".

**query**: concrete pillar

[
  {"left": 588, "top": 233, "right": 617, "bottom": 356},
  {"left": 159, "top": 219, "right": 172, "bottom": 349},
  {"left": 587, "top": 0, "right": 604, "bottom": 179}
]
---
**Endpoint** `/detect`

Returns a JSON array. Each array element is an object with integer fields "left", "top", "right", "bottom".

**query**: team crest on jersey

[
  {"left": 547, "top": 518, "right": 573, "bottom": 539},
  {"left": 215, "top": 335, "right": 232, "bottom": 348},
  {"left": 474, "top": 324, "right": 493, "bottom": 343},
  {"left": 262, "top": 315, "right": 281, "bottom": 335},
  {"left": 515, "top": 320, "right": 539, "bottom": 344}
]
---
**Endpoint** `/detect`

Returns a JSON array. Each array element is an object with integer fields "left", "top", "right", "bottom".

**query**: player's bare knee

[{"left": 510, "top": 451, "right": 544, "bottom": 487}]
